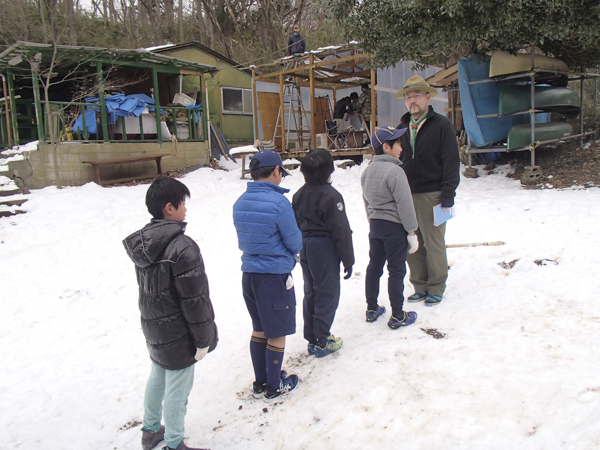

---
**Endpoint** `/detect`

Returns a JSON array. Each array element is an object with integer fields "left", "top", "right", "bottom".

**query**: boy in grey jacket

[{"left": 361, "top": 126, "right": 419, "bottom": 329}]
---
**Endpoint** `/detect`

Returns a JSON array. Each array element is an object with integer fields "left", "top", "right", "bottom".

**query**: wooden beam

[
  {"left": 427, "top": 64, "right": 458, "bottom": 85},
  {"left": 371, "top": 69, "right": 376, "bottom": 133},
  {"left": 255, "top": 52, "right": 369, "bottom": 81},
  {"left": 309, "top": 54, "right": 315, "bottom": 149},
  {"left": 96, "top": 62, "right": 109, "bottom": 141},
  {"left": 252, "top": 68, "right": 258, "bottom": 141},
  {"left": 279, "top": 74, "right": 285, "bottom": 151},
  {"left": 30, "top": 69, "right": 45, "bottom": 141},
  {"left": 151, "top": 67, "right": 163, "bottom": 142},
  {"left": 6, "top": 70, "right": 19, "bottom": 144}
]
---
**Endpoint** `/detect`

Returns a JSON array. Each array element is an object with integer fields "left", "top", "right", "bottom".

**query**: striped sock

[
  {"left": 250, "top": 336, "right": 268, "bottom": 384},
  {"left": 266, "top": 344, "right": 285, "bottom": 391}
]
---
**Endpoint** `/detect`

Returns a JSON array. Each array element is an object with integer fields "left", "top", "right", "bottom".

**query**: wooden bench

[
  {"left": 233, "top": 151, "right": 258, "bottom": 179},
  {"left": 82, "top": 153, "right": 170, "bottom": 186}
]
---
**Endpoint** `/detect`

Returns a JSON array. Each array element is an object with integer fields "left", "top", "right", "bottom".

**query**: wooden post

[
  {"left": 152, "top": 68, "right": 163, "bottom": 142},
  {"left": 252, "top": 68, "right": 258, "bottom": 141},
  {"left": 30, "top": 69, "right": 45, "bottom": 141},
  {"left": 580, "top": 75, "right": 585, "bottom": 150},
  {"left": 96, "top": 62, "right": 109, "bottom": 141},
  {"left": 309, "top": 54, "right": 316, "bottom": 149},
  {"left": 530, "top": 49, "right": 536, "bottom": 166},
  {"left": 370, "top": 68, "right": 376, "bottom": 133},
  {"left": 201, "top": 74, "right": 208, "bottom": 141},
  {"left": 5, "top": 70, "right": 18, "bottom": 145},
  {"left": 279, "top": 74, "right": 285, "bottom": 151}
]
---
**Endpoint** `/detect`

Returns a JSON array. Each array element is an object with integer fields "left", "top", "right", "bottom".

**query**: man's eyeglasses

[{"left": 404, "top": 92, "right": 427, "bottom": 101}]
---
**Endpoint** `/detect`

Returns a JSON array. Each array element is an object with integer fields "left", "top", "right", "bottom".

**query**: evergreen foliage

[{"left": 326, "top": 0, "right": 600, "bottom": 69}]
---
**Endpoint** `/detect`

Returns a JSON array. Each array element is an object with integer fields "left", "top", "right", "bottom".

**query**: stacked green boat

[{"left": 499, "top": 85, "right": 580, "bottom": 116}]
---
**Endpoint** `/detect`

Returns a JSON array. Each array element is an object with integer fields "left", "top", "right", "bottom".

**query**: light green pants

[
  {"left": 143, "top": 361, "right": 195, "bottom": 449},
  {"left": 407, "top": 191, "right": 448, "bottom": 296}
]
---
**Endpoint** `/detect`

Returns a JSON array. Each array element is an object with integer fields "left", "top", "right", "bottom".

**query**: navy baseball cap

[
  {"left": 372, "top": 126, "right": 408, "bottom": 151},
  {"left": 250, "top": 150, "right": 292, "bottom": 176}
]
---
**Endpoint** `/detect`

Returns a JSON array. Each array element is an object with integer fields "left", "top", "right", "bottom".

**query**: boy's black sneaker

[
  {"left": 252, "top": 370, "right": 288, "bottom": 398},
  {"left": 366, "top": 305, "right": 386, "bottom": 323},
  {"left": 387, "top": 311, "right": 417, "bottom": 329},
  {"left": 264, "top": 374, "right": 299, "bottom": 400}
]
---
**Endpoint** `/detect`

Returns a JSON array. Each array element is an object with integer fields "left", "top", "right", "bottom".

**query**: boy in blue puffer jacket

[{"left": 233, "top": 150, "right": 303, "bottom": 400}]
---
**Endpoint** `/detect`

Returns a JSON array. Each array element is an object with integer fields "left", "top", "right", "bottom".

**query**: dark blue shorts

[{"left": 242, "top": 272, "right": 296, "bottom": 338}]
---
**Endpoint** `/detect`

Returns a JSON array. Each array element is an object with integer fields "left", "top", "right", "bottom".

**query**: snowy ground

[{"left": 1, "top": 158, "right": 600, "bottom": 450}]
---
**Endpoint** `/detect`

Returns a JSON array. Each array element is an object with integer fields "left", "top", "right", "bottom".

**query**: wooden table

[{"left": 82, "top": 153, "right": 170, "bottom": 186}]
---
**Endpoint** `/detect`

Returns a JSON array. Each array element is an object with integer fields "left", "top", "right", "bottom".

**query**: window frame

[{"left": 221, "top": 87, "right": 253, "bottom": 115}]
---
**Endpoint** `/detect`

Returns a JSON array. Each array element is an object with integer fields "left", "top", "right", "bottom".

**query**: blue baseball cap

[
  {"left": 250, "top": 150, "right": 292, "bottom": 176},
  {"left": 372, "top": 126, "right": 408, "bottom": 151}
]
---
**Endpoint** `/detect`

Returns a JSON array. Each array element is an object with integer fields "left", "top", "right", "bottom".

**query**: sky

[{"left": 1, "top": 153, "right": 600, "bottom": 450}]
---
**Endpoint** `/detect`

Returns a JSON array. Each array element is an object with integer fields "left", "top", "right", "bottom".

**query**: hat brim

[
  {"left": 395, "top": 85, "right": 438, "bottom": 99},
  {"left": 280, "top": 165, "right": 292, "bottom": 177},
  {"left": 373, "top": 127, "right": 408, "bottom": 151}
]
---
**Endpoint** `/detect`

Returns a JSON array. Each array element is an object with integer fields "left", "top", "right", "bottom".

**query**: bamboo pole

[{"left": 446, "top": 241, "right": 505, "bottom": 248}]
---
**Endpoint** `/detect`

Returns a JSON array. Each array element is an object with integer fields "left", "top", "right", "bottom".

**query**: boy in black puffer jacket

[
  {"left": 123, "top": 176, "right": 218, "bottom": 450},
  {"left": 292, "top": 148, "right": 354, "bottom": 358}
]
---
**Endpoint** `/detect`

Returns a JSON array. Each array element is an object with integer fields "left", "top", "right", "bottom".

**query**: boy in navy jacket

[
  {"left": 233, "top": 150, "right": 303, "bottom": 400},
  {"left": 292, "top": 148, "right": 354, "bottom": 357}
]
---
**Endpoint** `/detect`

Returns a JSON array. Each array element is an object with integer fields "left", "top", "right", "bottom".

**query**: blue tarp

[{"left": 73, "top": 94, "right": 161, "bottom": 134}]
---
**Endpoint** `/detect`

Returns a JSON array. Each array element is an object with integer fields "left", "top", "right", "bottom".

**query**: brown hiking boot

[{"left": 141, "top": 425, "right": 165, "bottom": 450}]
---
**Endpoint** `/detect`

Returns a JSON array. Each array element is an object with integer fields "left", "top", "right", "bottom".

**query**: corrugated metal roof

[{"left": 0, "top": 41, "right": 216, "bottom": 73}]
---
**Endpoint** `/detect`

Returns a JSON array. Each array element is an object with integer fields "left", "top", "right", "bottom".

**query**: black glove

[{"left": 343, "top": 265, "right": 352, "bottom": 280}]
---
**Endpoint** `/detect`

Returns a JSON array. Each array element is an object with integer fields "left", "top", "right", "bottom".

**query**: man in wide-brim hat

[{"left": 395, "top": 75, "right": 461, "bottom": 307}]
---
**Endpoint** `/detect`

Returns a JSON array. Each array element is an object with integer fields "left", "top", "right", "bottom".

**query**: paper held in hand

[{"left": 433, "top": 204, "right": 455, "bottom": 226}]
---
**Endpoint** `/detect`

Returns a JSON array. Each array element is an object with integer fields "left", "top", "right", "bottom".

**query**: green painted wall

[{"left": 161, "top": 48, "right": 254, "bottom": 145}]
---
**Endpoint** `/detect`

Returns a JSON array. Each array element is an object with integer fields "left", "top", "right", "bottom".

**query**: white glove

[
  {"left": 407, "top": 234, "right": 419, "bottom": 254},
  {"left": 195, "top": 347, "right": 209, "bottom": 361}
]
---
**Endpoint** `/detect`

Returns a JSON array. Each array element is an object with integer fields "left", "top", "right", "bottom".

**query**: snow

[
  {"left": 1, "top": 159, "right": 600, "bottom": 449},
  {"left": 229, "top": 145, "right": 257, "bottom": 156}
]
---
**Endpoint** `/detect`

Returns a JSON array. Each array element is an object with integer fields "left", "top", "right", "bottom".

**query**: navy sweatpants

[
  {"left": 365, "top": 219, "right": 409, "bottom": 317},
  {"left": 300, "top": 236, "right": 341, "bottom": 347}
]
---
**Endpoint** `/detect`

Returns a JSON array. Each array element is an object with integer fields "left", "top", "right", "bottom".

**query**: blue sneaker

[
  {"left": 313, "top": 335, "right": 343, "bottom": 358},
  {"left": 387, "top": 311, "right": 417, "bottom": 329},
  {"left": 253, "top": 370, "right": 288, "bottom": 398},
  {"left": 424, "top": 294, "right": 443, "bottom": 306},
  {"left": 308, "top": 335, "right": 340, "bottom": 355},
  {"left": 366, "top": 305, "right": 386, "bottom": 323},
  {"left": 407, "top": 291, "right": 428, "bottom": 302},
  {"left": 264, "top": 373, "right": 299, "bottom": 400}
]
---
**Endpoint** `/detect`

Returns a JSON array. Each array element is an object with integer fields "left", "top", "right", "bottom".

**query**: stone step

[
  {"left": 0, "top": 187, "right": 21, "bottom": 197},
  {"left": 0, "top": 196, "right": 28, "bottom": 207},
  {"left": 0, "top": 204, "right": 26, "bottom": 217}
]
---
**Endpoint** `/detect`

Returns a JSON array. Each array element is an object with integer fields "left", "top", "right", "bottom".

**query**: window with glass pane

[
  {"left": 222, "top": 88, "right": 243, "bottom": 113},
  {"left": 222, "top": 87, "right": 253, "bottom": 115}
]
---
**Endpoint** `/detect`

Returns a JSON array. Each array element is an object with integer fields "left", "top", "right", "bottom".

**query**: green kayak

[
  {"left": 499, "top": 85, "right": 580, "bottom": 116},
  {"left": 507, "top": 122, "right": 572, "bottom": 150}
]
